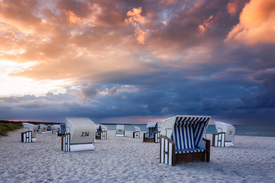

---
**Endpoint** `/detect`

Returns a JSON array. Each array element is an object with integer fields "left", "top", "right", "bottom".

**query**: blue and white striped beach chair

[
  {"left": 143, "top": 122, "right": 160, "bottom": 143},
  {"left": 160, "top": 115, "right": 211, "bottom": 166}
]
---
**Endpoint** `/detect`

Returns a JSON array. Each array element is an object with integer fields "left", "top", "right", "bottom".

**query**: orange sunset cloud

[
  {"left": 125, "top": 7, "right": 147, "bottom": 44},
  {"left": 226, "top": 0, "right": 275, "bottom": 46}
]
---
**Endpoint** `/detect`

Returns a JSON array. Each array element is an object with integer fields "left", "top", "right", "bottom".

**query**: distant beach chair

[
  {"left": 52, "top": 125, "right": 61, "bottom": 135},
  {"left": 47, "top": 125, "right": 52, "bottom": 131},
  {"left": 212, "top": 121, "right": 235, "bottom": 147},
  {"left": 116, "top": 125, "right": 125, "bottom": 137},
  {"left": 58, "top": 124, "right": 66, "bottom": 136},
  {"left": 101, "top": 125, "right": 107, "bottom": 131},
  {"left": 95, "top": 124, "right": 107, "bottom": 140},
  {"left": 21, "top": 123, "right": 37, "bottom": 143},
  {"left": 143, "top": 122, "right": 160, "bottom": 143},
  {"left": 133, "top": 126, "right": 140, "bottom": 138},
  {"left": 38, "top": 124, "right": 47, "bottom": 134},
  {"left": 61, "top": 118, "right": 96, "bottom": 152},
  {"left": 159, "top": 115, "right": 211, "bottom": 166}
]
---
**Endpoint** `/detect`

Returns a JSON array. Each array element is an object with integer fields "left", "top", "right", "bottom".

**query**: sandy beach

[{"left": 0, "top": 129, "right": 275, "bottom": 183}]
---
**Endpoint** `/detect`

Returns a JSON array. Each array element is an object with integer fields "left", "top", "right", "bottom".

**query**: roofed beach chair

[
  {"left": 159, "top": 115, "right": 211, "bottom": 166},
  {"left": 116, "top": 125, "right": 125, "bottom": 137},
  {"left": 101, "top": 125, "right": 107, "bottom": 131},
  {"left": 143, "top": 122, "right": 160, "bottom": 143},
  {"left": 52, "top": 125, "right": 61, "bottom": 135},
  {"left": 58, "top": 124, "right": 66, "bottom": 136},
  {"left": 212, "top": 121, "right": 235, "bottom": 147},
  {"left": 95, "top": 124, "right": 107, "bottom": 140},
  {"left": 38, "top": 124, "right": 47, "bottom": 134},
  {"left": 61, "top": 118, "right": 96, "bottom": 152},
  {"left": 47, "top": 125, "right": 52, "bottom": 131},
  {"left": 133, "top": 126, "right": 140, "bottom": 138},
  {"left": 21, "top": 123, "right": 37, "bottom": 143}
]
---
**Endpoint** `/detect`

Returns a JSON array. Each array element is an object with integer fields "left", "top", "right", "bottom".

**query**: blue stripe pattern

[
  {"left": 175, "top": 148, "right": 205, "bottom": 154},
  {"left": 171, "top": 116, "right": 210, "bottom": 154}
]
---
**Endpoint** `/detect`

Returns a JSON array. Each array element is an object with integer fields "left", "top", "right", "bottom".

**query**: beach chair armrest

[
  {"left": 160, "top": 135, "right": 174, "bottom": 144},
  {"left": 200, "top": 138, "right": 210, "bottom": 149},
  {"left": 202, "top": 138, "right": 210, "bottom": 162},
  {"left": 143, "top": 132, "right": 148, "bottom": 142}
]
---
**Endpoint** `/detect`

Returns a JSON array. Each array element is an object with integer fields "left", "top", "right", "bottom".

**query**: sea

[{"left": 102, "top": 124, "right": 275, "bottom": 137}]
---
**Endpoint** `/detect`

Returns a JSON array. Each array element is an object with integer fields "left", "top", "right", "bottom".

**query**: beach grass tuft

[{"left": 0, "top": 122, "right": 23, "bottom": 136}]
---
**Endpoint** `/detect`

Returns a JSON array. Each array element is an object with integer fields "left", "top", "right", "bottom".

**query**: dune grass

[{"left": 0, "top": 122, "right": 23, "bottom": 136}]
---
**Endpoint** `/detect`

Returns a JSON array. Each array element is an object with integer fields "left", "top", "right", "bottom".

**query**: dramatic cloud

[
  {"left": 226, "top": 0, "right": 275, "bottom": 46},
  {"left": 125, "top": 7, "right": 147, "bottom": 44},
  {"left": 227, "top": 0, "right": 239, "bottom": 16},
  {"left": 0, "top": 0, "right": 275, "bottom": 125},
  {"left": 198, "top": 15, "right": 217, "bottom": 36},
  {"left": 68, "top": 85, "right": 98, "bottom": 103}
]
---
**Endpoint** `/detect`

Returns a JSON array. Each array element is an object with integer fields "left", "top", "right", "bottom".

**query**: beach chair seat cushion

[{"left": 175, "top": 148, "right": 205, "bottom": 154}]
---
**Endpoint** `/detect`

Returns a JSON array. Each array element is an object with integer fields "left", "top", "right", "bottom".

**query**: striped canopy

[
  {"left": 163, "top": 116, "right": 210, "bottom": 149},
  {"left": 146, "top": 122, "right": 158, "bottom": 128}
]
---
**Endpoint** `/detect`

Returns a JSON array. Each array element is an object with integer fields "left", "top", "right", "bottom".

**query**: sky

[{"left": 0, "top": 0, "right": 275, "bottom": 125}]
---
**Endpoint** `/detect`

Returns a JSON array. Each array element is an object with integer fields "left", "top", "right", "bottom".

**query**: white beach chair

[
  {"left": 21, "top": 123, "right": 37, "bottom": 143},
  {"left": 133, "top": 126, "right": 140, "bottom": 138},
  {"left": 143, "top": 122, "right": 160, "bottom": 143},
  {"left": 116, "top": 125, "right": 125, "bottom": 137},
  {"left": 159, "top": 115, "right": 211, "bottom": 166},
  {"left": 38, "top": 124, "right": 47, "bottom": 134},
  {"left": 61, "top": 118, "right": 97, "bottom": 152},
  {"left": 95, "top": 124, "right": 107, "bottom": 140},
  {"left": 212, "top": 121, "right": 235, "bottom": 147},
  {"left": 52, "top": 125, "right": 61, "bottom": 135}
]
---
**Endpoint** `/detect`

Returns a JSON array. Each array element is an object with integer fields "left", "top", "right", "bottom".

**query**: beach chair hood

[
  {"left": 133, "top": 126, "right": 140, "bottom": 132},
  {"left": 160, "top": 115, "right": 210, "bottom": 147},
  {"left": 65, "top": 118, "right": 96, "bottom": 144},
  {"left": 116, "top": 125, "right": 124, "bottom": 130},
  {"left": 215, "top": 121, "right": 235, "bottom": 142},
  {"left": 101, "top": 125, "right": 107, "bottom": 131}
]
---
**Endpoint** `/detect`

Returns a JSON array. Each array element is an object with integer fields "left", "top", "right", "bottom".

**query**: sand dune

[{"left": 0, "top": 129, "right": 275, "bottom": 182}]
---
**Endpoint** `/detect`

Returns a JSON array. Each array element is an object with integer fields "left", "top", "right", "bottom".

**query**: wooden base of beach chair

[
  {"left": 143, "top": 131, "right": 160, "bottom": 143},
  {"left": 160, "top": 136, "right": 210, "bottom": 166},
  {"left": 96, "top": 135, "right": 101, "bottom": 139},
  {"left": 176, "top": 152, "right": 205, "bottom": 164}
]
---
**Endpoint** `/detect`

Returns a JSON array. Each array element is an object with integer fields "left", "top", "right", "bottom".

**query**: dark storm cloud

[{"left": 0, "top": 0, "right": 275, "bottom": 125}]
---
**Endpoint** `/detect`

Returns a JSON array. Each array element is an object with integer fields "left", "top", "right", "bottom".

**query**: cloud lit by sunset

[
  {"left": 0, "top": 0, "right": 275, "bottom": 125},
  {"left": 226, "top": 0, "right": 275, "bottom": 46}
]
